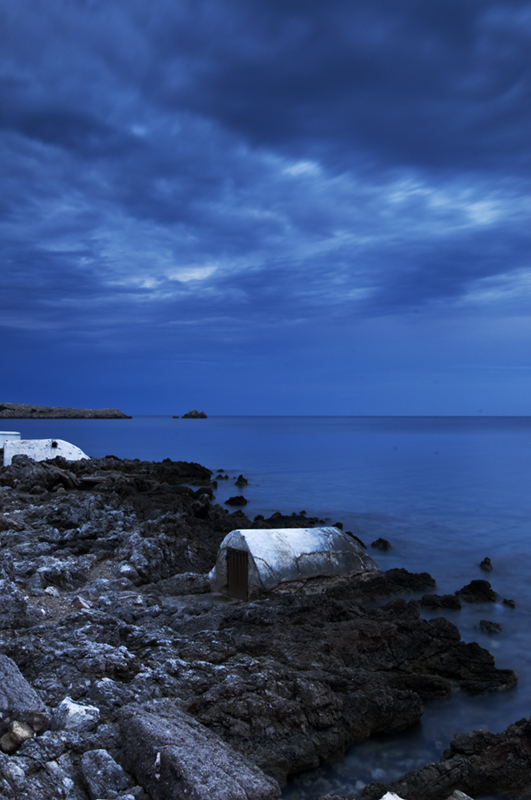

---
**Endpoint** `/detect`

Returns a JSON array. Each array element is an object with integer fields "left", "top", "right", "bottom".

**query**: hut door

[{"left": 227, "top": 548, "right": 248, "bottom": 600}]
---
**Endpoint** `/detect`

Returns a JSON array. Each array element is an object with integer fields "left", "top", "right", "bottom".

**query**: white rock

[{"left": 52, "top": 697, "right": 100, "bottom": 732}]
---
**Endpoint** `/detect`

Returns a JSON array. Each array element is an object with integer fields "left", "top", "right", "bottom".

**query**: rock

[
  {"left": 225, "top": 495, "right": 248, "bottom": 506},
  {"left": 371, "top": 538, "right": 392, "bottom": 551},
  {"left": 0, "top": 580, "right": 37, "bottom": 629},
  {"left": 479, "top": 619, "right": 502, "bottom": 634},
  {"left": 0, "top": 655, "right": 48, "bottom": 734},
  {"left": 455, "top": 579, "right": 497, "bottom": 603},
  {"left": 357, "top": 716, "right": 531, "bottom": 800},
  {"left": 420, "top": 593, "right": 461, "bottom": 610},
  {"left": 479, "top": 557, "right": 492, "bottom": 571},
  {"left": 235, "top": 474, "right": 249, "bottom": 486},
  {"left": 81, "top": 749, "right": 130, "bottom": 800},
  {"left": 503, "top": 597, "right": 516, "bottom": 608},
  {"left": 52, "top": 697, "right": 100, "bottom": 732},
  {"left": 119, "top": 700, "right": 281, "bottom": 800},
  {"left": 182, "top": 409, "right": 207, "bottom": 418}
]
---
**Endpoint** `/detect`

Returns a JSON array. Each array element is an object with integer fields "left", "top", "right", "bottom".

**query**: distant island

[
  {"left": 174, "top": 409, "right": 207, "bottom": 418},
  {"left": 0, "top": 403, "right": 131, "bottom": 419}
]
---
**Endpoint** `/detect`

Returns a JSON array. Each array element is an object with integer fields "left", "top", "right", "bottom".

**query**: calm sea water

[{"left": 6, "top": 416, "right": 531, "bottom": 797}]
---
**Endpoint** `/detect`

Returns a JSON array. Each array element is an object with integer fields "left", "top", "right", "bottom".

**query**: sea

[{"left": 4, "top": 415, "right": 531, "bottom": 798}]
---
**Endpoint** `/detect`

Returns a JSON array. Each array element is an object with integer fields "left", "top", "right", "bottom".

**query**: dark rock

[
  {"left": 119, "top": 700, "right": 280, "bottom": 800},
  {"left": 235, "top": 474, "right": 249, "bottom": 486},
  {"left": 0, "top": 654, "right": 48, "bottom": 735},
  {"left": 456, "top": 579, "right": 497, "bottom": 602},
  {"left": 479, "top": 556, "right": 493, "bottom": 571},
  {"left": 81, "top": 748, "right": 130, "bottom": 800},
  {"left": 370, "top": 537, "right": 392, "bottom": 550},
  {"left": 421, "top": 593, "right": 462, "bottom": 610},
  {"left": 225, "top": 495, "right": 248, "bottom": 506},
  {"left": 356, "top": 716, "right": 531, "bottom": 800},
  {"left": 182, "top": 409, "right": 207, "bottom": 418},
  {"left": 503, "top": 597, "right": 516, "bottom": 608},
  {"left": 0, "top": 580, "right": 37, "bottom": 629},
  {"left": 479, "top": 619, "right": 502, "bottom": 634}
]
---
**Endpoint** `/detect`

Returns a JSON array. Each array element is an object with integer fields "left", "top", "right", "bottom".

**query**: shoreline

[
  {"left": 0, "top": 452, "right": 527, "bottom": 800},
  {"left": 0, "top": 402, "right": 131, "bottom": 419}
]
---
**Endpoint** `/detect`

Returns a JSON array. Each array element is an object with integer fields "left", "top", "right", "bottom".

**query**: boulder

[
  {"left": 0, "top": 655, "right": 48, "bottom": 735},
  {"left": 119, "top": 700, "right": 280, "bottom": 800},
  {"left": 81, "top": 749, "right": 130, "bottom": 800},
  {"left": 51, "top": 698, "right": 100, "bottom": 732}
]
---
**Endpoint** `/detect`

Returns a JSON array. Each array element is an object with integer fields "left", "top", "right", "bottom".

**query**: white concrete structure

[
  {"left": 3, "top": 438, "right": 88, "bottom": 466},
  {"left": 209, "top": 527, "right": 378, "bottom": 600},
  {"left": 0, "top": 432, "right": 21, "bottom": 448}
]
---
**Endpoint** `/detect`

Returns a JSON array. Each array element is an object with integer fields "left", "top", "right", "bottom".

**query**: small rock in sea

[
  {"left": 503, "top": 598, "right": 516, "bottom": 608},
  {"left": 480, "top": 556, "right": 493, "bottom": 571},
  {"left": 235, "top": 474, "right": 249, "bottom": 486},
  {"left": 333, "top": 521, "right": 343, "bottom": 529},
  {"left": 225, "top": 495, "right": 248, "bottom": 506},
  {"left": 371, "top": 537, "right": 392, "bottom": 551},
  {"left": 456, "top": 579, "right": 497, "bottom": 602},
  {"left": 182, "top": 409, "right": 207, "bottom": 418},
  {"left": 254, "top": 514, "right": 265, "bottom": 521},
  {"left": 479, "top": 619, "right": 503, "bottom": 634}
]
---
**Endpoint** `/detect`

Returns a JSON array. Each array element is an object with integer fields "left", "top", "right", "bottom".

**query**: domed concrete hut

[{"left": 209, "top": 527, "right": 378, "bottom": 600}]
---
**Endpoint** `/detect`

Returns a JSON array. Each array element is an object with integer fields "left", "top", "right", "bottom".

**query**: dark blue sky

[{"left": 2, "top": 0, "right": 531, "bottom": 414}]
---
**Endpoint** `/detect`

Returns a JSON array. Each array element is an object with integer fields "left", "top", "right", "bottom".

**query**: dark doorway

[{"left": 227, "top": 548, "right": 248, "bottom": 600}]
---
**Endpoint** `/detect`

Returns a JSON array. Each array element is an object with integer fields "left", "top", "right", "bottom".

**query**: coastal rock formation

[
  {"left": 0, "top": 453, "right": 518, "bottom": 798},
  {"left": 348, "top": 716, "right": 531, "bottom": 800},
  {"left": 182, "top": 409, "right": 207, "bottom": 418},
  {"left": 0, "top": 403, "right": 131, "bottom": 419}
]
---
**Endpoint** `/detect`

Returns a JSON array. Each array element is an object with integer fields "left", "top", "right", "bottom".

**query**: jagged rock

[
  {"left": 0, "top": 580, "right": 37, "bottom": 629},
  {"left": 479, "top": 619, "right": 502, "bottom": 634},
  {"left": 81, "top": 749, "right": 130, "bottom": 799},
  {"left": 51, "top": 698, "right": 100, "bottom": 732},
  {"left": 371, "top": 538, "right": 392, "bottom": 550},
  {"left": 455, "top": 579, "right": 497, "bottom": 603},
  {"left": 420, "top": 593, "right": 461, "bottom": 610},
  {"left": 119, "top": 700, "right": 281, "bottom": 800},
  {"left": 0, "top": 655, "right": 48, "bottom": 734},
  {"left": 479, "top": 557, "right": 492, "bottom": 572},
  {"left": 235, "top": 474, "right": 249, "bottom": 486},
  {"left": 503, "top": 597, "right": 516, "bottom": 608},
  {"left": 182, "top": 409, "right": 207, "bottom": 418},
  {"left": 225, "top": 495, "right": 248, "bottom": 506},
  {"left": 356, "top": 716, "right": 531, "bottom": 800}
]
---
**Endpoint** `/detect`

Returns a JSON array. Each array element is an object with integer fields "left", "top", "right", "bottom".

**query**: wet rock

[
  {"left": 81, "top": 748, "right": 130, "bottom": 799},
  {"left": 479, "top": 619, "right": 502, "bottom": 634},
  {"left": 0, "top": 654, "right": 48, "bottom": 734},
  {"left": 235, "top": 474, "right": 249, "bottom": 486},
  {"left": 356, "top": 716, "right": 531, "bottom": 800},
  {"left": 455, "top": 579, "right": 497, "bottom": 603},
  {"left": 479, "top": 556, "right": 492, "bottom": 572},
  {"left": 420, "top": 593, "right": 461, "bottom": 610},
  {"left": 51, "top": 697, "right": 100, "bottom": 732},
  {"left": 225, "top": 495, "right": 248, "bottom": 506},
  {"left": 119, "top": 700, "right": 281, "bottom": 800},
  {"left": 503, "top": 597, "right": 516, "bottom": 608},
  {"left": 371, "top": 538, "right": 392, "bottom": 551}
]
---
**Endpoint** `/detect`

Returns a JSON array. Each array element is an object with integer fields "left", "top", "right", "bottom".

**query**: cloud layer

[{"left": 1, "top": 0, "right": 530, "bottom": 412}]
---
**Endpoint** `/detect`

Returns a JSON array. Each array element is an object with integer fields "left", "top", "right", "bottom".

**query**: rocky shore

[
  {"left": 0, "top": 453, "right": 525, "bottom": 800},
  {"left": 0, "top": 403, "right": 131, "bottom": 419}
]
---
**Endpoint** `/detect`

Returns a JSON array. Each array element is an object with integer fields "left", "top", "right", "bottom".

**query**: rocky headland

[
  {"left": 0, "top": 403, "right": 131, "bottom": 419},
  {"left": 0, "top": 453, "right": 524, "bottom": 800}
]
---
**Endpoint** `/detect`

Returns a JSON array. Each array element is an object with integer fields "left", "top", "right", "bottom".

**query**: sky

[{"left": 1, "top": 0, "right": 531, "bottom": 415}]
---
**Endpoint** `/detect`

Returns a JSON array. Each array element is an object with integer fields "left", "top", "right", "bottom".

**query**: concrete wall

[{"left": 0, "top": 432, "right": 21, "bottom": 448}]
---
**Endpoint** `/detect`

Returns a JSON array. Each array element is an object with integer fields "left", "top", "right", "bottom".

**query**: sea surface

[{"left": 5, "top": 415, "right": 531, "bottom": 798}]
